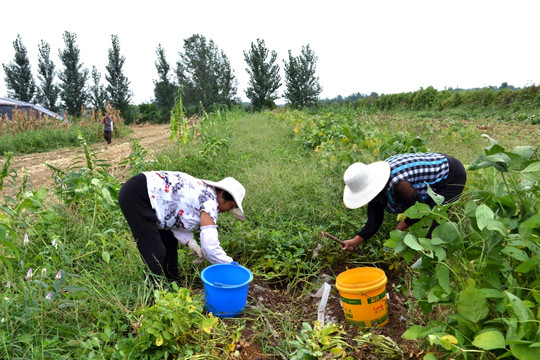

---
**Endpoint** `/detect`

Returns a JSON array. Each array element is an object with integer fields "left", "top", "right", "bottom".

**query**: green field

[{"left": 1, "top": 105, "right": 539, "bottom": 359}]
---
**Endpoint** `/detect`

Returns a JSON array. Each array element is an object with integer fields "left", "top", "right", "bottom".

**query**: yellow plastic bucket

[{"left": 335, "top": 267, "right": 388, "bottom": 327}]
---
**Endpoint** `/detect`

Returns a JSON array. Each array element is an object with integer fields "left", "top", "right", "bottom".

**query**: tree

[
  {"left": 244, "top": 39, "right": 281, "bottom": 111},
  {"left": 176, "top": 34, "right": 237, "bottom": 109},
  {"left": 105, "top": 34, "right": 132, "bottom": 118},
  {"left": 58, "top": 31, "right": 88, "bottom": 117},
  {"left": 216, "top": 55, "right": 237, "bottom": 106},
  {"left": 89, "top": 66, "right": 108, "bottom": 112},
  {"left": 36, "top": 40, "right": 60, "bottom": 112},
  {"left": 153, "top": 44, "right": 177, "bottom": 111},
  {"left": 283, "top": 44, "right": 322, "bottom": 108},
  {"left": 2, "top": 34, "right": 36, "bottom": 102}
]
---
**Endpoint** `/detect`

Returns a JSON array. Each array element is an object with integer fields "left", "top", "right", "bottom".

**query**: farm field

[
  {"left": 1, "top": 123, "right": 171, "bottom": 194},
  {"left": 0, "top": 106, "right": 539, "bottom": 359}
]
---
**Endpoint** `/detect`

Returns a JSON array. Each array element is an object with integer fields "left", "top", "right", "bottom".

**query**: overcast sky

[{"left": 1, "top": 0, "right": 539, "bottom": 105}]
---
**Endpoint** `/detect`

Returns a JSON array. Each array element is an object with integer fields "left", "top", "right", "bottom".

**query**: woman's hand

[
  {"left": 187, "top": 239, "right": 204, "bottom": 263},
  {"left": 396, "top": 220, "right": 409, "bottom": 231},
  {"left": 341, "top": 235, "right": 364, "bottom": 252}
]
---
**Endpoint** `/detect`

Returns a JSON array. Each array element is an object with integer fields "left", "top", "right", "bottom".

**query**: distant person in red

[{"left": 102, "top": 113, "right": 113, "bottom": 144}]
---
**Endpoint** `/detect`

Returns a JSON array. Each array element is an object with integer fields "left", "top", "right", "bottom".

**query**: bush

[{"left": 357, "top": 85, "right": 540, "bottom": 112}]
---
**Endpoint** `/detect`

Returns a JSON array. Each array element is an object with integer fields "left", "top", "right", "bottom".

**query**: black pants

[
  {"left": 118, "top": 173, "right": 179, "bottom": 281},
  {"left": 423, "top": 154, "right": 467, "bottom": 236},
  {"left": 104, "top": 130, "right": 112, "bottom": 144},
  {"left": 436, "top": 154, "right": 467, "bottom": 205}
]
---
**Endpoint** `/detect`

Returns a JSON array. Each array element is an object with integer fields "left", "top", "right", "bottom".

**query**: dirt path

[{"left": 4, "top": 123, "right": 171, "bottom": 192}]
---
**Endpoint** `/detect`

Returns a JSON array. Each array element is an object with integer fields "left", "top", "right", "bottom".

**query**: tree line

[
  {"left": 2, "top": 33, "right": 132, "bottom": 119},
  {"left": 2, "top": 33, "right": 323, "bottom": 121}
]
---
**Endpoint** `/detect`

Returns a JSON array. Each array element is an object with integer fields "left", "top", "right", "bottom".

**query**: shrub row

[{"left": 356, "top": 85, "right": 540, "bottom": 113}]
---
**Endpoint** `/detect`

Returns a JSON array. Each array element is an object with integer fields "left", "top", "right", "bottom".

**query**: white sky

[{"left": 1, "top": 0, "right": 539, "bottom": 105}]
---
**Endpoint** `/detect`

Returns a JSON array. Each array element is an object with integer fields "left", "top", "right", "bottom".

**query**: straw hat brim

[
  {"left": 203, "top": 178, "right": 245, "bottom": 220},
  {"left": 343, "top": 161, "right": 391, "bottom": 209}
]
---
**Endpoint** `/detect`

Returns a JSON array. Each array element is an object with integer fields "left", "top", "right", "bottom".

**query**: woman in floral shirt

[{"left": 118, "top": 171, "right": 245, "bottom": 282}]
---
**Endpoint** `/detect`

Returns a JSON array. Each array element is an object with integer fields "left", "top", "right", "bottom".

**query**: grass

[
  {"left": 0, "top": 105, "right": 537, "bottom": 359},
  {"left": 228, "top": 113, "right": 342, "bottom": 225},
  {"left": 368, "top": 111, "right": 540, "bottom": 164}
]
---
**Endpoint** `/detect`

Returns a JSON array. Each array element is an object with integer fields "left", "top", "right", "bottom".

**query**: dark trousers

[
  {"left": 437, "top": 154, "right": 467, "bottom": 205},
  {"left": 118, "top": 173, "right": 179, "bottom": 282},
  {"left": 104, "top": 130, "right": 112, "bottom": 144},
  {"left": 424, "top": 155, "right": 467, "bottom": 236}
]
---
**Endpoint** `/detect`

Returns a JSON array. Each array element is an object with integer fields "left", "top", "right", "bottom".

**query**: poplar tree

[
  {"left": 89, "top": 66, "right": 108, "bottom": 112},
  {"left": 2, "top": 34, "right": 36, "bottom": 102},
  {"left": 58, "top": 31, "right": 88, "bottom": 117},
  {"left": 153, "top": 44, "right": 177, "bottom": 111},
  {"left": 176, "top": 34, "right": 237, "bottom": 109},
  {"left": 216, "top": 55, "right": 236, "bottom": 107},
  {"left": 36, "top": 40, "right": 60, "bottom": 112},
  {"left": 283, "top": 44, "right": 322, "bottom": 108},
  {"left": 244, "top": 38, "right": 281, "bottom": 110},
  {"left": 105, "top": 34, "right": 132, "bottom": 117}
]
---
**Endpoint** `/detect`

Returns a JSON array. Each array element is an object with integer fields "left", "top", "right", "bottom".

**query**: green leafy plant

[
  {"left": 197, "top": 108, "right": 232, "bottom": 157},
  {"left": 280, "top": 108, "right": 427, "bottom": 166},
  {"left": 47, "top": 133, "right": 118, "bottom": 211},
  {"left": 0, "top": 152, "right": 13, "bottom": 190},
  {"left": 354, "top": 332, "right": 404, "bottom": 359},
  {"left": 122, "top": 284, "right": 231, "bottom": 359},
  {"left": 288, "top": 322, "right": 352, "bottom": 360},
  {"left": 169, "top": 87, "right": 189, "bottom": 145},
  {"left": 387, "top": 138, "right": 539, "bottom": 359},
  {"left": 119, "top": 138, "right": 156, "bottom": 176}
]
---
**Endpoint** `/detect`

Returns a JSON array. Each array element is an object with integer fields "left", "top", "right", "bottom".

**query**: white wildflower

[{"left": 25, "top": 268, "right": 33, "bottom": 281}]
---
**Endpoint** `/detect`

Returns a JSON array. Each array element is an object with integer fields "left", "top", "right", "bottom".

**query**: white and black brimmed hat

[
  {"left": 203, "top": 177, "right": 246, "bottom": 220},
  {"left": 343, "top": 161, "right": 391, "bottom": 209}
]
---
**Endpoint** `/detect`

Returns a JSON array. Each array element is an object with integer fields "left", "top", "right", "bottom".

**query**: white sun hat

[
  {"left": 343, "top": 161, "right": 391, "bottom": 209},
  {"left": 203, "top": 177, "right": 246, "bottom": 220}
]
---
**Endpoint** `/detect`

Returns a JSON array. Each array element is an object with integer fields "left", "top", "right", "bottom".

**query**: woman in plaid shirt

[{"left": 341, "top": 153, "right": 466, "bottom": 252}]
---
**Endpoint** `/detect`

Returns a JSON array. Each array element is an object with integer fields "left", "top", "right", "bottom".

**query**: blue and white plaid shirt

[{"left": 383, "top": 153, "right": 449, "bottom": 213}]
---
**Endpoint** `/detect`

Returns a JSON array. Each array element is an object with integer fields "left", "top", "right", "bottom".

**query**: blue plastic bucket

[{"left": 200, "top": 263, "right": 253, "bottom": 317}]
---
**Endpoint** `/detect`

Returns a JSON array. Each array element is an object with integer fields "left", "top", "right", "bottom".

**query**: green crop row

[{"left": 283, "top": 105, "right": 540, "bottom": 359}]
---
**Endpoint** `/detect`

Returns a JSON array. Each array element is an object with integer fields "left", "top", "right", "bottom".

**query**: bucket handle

[{"left": 213, "top": 282, "right": 236, "bottom": 288}]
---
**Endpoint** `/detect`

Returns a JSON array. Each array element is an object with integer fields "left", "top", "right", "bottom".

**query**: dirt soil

[
  {"left": 3, "top": 123, "right": 171, "bottom": 193},
  {"left": 230, "top": 265, "right": 425, "bottom": 360},
  {"left": 4, "top": 124, "right": 425, "bottom": 359}
]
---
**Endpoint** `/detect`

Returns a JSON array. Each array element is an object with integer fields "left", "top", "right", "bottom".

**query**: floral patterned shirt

[{"left": 143, "top": 171, "right": 218, "bottom": 237}]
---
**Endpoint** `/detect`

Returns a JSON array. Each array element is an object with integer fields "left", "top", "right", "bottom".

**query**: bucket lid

[{"left": 335, "top": 267, "right": 387, "bottom": 294}]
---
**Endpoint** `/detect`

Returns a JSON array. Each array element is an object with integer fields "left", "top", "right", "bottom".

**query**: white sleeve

[
  {"left": 170, "top": 229, "right": 194, "bottom": 245},
  {"left": 200, "top": 225, "right": 233, "bottom": 264}
]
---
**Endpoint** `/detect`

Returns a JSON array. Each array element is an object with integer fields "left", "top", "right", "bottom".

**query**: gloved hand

[
  {"left": 187, "top": 239, "right": 204, "bottom": 264},
  {"left": 230, "top": 261, "right": 239, "bottom": 266}
]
